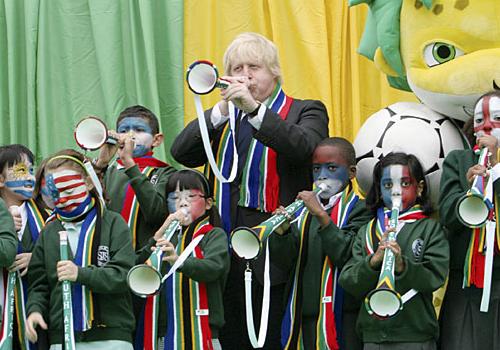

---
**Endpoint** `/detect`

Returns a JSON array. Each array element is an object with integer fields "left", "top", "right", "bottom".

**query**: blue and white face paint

[
  {"left": 380, "top": 164, "right": 418, "bottom": 211},
  {"left": 4, "top": 156, "right": 35, "bottom": 200},
  {"left": 117, "top": 117, "right": 155, "bottom": 157},
  {"left": 312, "top": 162, "right": 349, "bottom": 199},
  {"left": 167, "top": 191, "right": 177, "bottom": 214}
]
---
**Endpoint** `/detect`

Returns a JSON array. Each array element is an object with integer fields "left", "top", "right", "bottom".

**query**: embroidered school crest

[
  {"left": 150, "top": 174, "right": 159, "bottom": 185},
  {"left": 412, "top": 238, "right": 424, "bottom": 260},
  {"left": 97, "top": 245, "right": 109, "bottom": 266}
]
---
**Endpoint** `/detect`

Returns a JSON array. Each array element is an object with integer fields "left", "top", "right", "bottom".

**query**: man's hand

[{"left": 220, "top": 76, "right": 260, "bottom": 113}]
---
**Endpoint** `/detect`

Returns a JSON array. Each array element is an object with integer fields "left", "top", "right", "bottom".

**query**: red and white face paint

[
  {"left": 45, "top": 169, "right": 90, "bottom": 212},
  {"left": 172, "top": 187, "right": 207, "bottom": 226},
  {"left": 474, "top": 95, "right": 500, "bottom": 143},
  {"left": 380, "top": 165, "right": 418, "bottom": 211}
]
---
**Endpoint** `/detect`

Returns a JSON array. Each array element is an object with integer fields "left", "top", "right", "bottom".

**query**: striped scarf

[
  {"left": 463, "top": 147, "right": 500, "bottom": 288},
  {"left": 164, "top": 215, "right": 214, "bottom": 350},
  {"left": 281, "top": 186, "right": 358, "bottom": 350},
  {"left": 58, "top": 201, "right": 100, "bottom": 333},
  {"left": 365, "top": 206, "right": 427, "bottom": 255},
  {"left": 117, "top": 153, "right": 169, "bottom": 249},
  {"left": 205, "top": 84, "right": 293, "bottom": 232},
  {"left": 14, "top": 200, "right": 45, "bottom": 350}
]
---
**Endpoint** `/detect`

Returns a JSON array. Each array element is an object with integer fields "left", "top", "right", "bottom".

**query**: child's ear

[
  {"left": 151, "top": 133, "right": 164, "bottom": 148},
  {"left": 348, "top": 165, "right": 357, "bottom": 180},
  {"left": 0, "top": 174, "right": 5, "bottom": 188},
  {"left": 417, "top": 180, "right": 425, "bottom": 197},
  {"left": 205, "top": 197, "right": 213, "bottom": 210}
]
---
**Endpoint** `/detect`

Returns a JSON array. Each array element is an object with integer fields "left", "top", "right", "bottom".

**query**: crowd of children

[{"left": 0, "top": 84, "right": 498, "bottom": 350}]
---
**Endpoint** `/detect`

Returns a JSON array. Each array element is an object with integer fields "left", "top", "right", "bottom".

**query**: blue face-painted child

[
  {"left": 117, "top": 117, "right": 159, "bottom": 158},
  {"left": 312, "top": 144, "right": 356, "bottom": 200}
]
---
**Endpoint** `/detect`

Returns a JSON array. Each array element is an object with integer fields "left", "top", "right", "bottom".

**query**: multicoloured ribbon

[
  {"left": 205, "top": 84, "right": 293, "bottom": 232},
  {"left": 117, "top": 153, "right": 169, "bottom": 249},
  {"left": 164, "top": 216, "right": 213, "bottom": 350}
]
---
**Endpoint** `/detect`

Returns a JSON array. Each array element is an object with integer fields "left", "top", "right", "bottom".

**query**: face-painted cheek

[
  {"left": 401, "top": 185, "right": 418, "bottom": 211},
  {"left": 167, "top": 192, "right": 177, "bottom": 214},
  {"left": 132, "top": 132, "right": 154, "bottom": 157},
  {"left": 45, "top": 175, "right": 60, "bottom": 202}
]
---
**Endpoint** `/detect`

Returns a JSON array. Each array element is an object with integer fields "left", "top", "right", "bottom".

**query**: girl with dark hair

[
  {"left": 145, "top": 169, "right": 229, "bottom": 350},
  {"left": 0, "top": 143, "right": 50, "bottom": 349},
  {"left": 339, "top": 152, "right": 449, "bottom": 350},
  {"left": 26, "top": 149, "right": 135, "bottom": 349}
]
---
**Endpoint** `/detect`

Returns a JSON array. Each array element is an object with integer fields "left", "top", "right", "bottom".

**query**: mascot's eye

[{"left": 423, "top": 42, "right": 464, "bottom": 67}]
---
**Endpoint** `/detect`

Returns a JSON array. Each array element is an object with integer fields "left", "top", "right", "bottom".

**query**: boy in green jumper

[
  {"left": 270, "top": 137, "right": 372, "bottom": 350},
  {"left": 95, "top": 105, "right": 176, "bottom": 251}
]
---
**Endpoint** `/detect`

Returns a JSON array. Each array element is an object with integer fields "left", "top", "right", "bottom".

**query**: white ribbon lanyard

[
  {"left": 245, "top": 243, "right": 271, "bottom": 348},
  {"left": 161, "top": 234, "right": 204, "bottom": 282},
  {"left": 194, "top": 95, "right": 238, "bottom": 183},
  {"left": 479, "top": 174, "right": 495, "bottom": 312}
]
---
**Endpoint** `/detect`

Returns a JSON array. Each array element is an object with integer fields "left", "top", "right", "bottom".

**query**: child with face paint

[
  {"left": 439, "top": 91, "right": 500, "bottom": 350},
  {"left": 268, "top": 137, "right": 372, "bottom": 350},
  {"left": 94, "top": 105, "right": 176, "bottom": 250},
  {"left": 137, "top": 169, "right": 229, "bottom": 350},
  {"left": 93, "top": 105, "right": 175, "bottom": 346},
  {"left": 26, "top": 149, "right": 136, "bottom": 349},
  {"left": 0, "top": 144, "right": 51, "bottom": 349},
  {"left": 339, "top": 152, "right": 449, "bottom": 350}
]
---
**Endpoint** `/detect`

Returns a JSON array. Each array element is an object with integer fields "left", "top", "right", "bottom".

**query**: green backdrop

[{"left": 0, "top": 0, "right": 184, "bottom": 164}]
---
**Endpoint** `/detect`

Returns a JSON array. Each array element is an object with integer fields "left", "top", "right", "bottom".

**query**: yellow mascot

[{"left": 350, "top": 1, "right": 500, "bottom": 349}]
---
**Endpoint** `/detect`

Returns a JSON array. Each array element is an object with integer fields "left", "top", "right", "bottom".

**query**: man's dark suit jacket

[{"left": 170, "top": 98, "right": 329, "bottom": 225}]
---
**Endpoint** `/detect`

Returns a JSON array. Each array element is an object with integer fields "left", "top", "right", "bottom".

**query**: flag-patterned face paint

[
  {"left": 380, "top": 165, "right": 418, "bottom": 211},
  {"left": 4, "top": 157, "right": 36, "bottom": 200},
  {"left": 474, "top": 95, "right": 500, "bottom": 143},
  {"left": 45, "top": 169, "right": 89, "bottom": 212}
]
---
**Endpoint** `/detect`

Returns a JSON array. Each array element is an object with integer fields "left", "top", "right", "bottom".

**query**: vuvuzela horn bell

[
  {"left": 186, "top": 60, "right": 230, "bottom": 95},
  {"left": 127, "top": 219, "right": 181, "bottom": 298},
  {"left": 456, "top": 147, "right": 493, "bottom": 228},
  {"left": 230, "top": 184, "right": 327, "bottom": 260},
  {"left": 365, "top": 195, "right": 404, "bottom": 319},
  {"left": 74, "top": 116, "right": 117, "bottom": 151}
]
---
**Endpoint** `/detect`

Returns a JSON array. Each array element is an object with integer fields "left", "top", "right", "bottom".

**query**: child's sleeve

[
  {"left": 439, "top": 150, "right": 469, "bottom": 233},
  {"left": 0, "top": 199, "right": 17, "bottom": 267},
  {"left": 27, "top": 233, "right": 50, "bottom": 317},
  {"left": 125, "top": 165, "right": 176, "bottom": 227},
  {"left": 179, "top": 228, "right": 230, "bottom": 283},
  {"left": 268, "top": 225, "right": 299, "bottom": 271},
  {"left": 338, "top": 224, "right": 380, "bottom": 300},
  {"left": 319, "top": 200, "right": 372, "bottom": 268},
  {"left": 395, "top": 220, "right": 449, "bottom": 293},
  {"left": 76, "top": 213, "right": 135, "bottom": 293}
]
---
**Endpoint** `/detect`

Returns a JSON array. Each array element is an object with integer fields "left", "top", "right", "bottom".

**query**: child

[
  {"left": 339, "top": 152, "right": 449, "bottom": 350},
  {"left": 95, "top": 105, "right": 176, "bottom": 250},
  {"left": 26, "top": 149, "right": 136, "bottom": 349},
  {"left": 0, "top": 144, "right": 49, "bottom": 349},
  {"left": 146, "top": 169, "right": 229, "bottom": 350},
  {"left": 269, "top": 137, "right": 372, "bottom": 350},
  {"left": 439, "top": 90, "right": 500, "bottom": 349}
]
